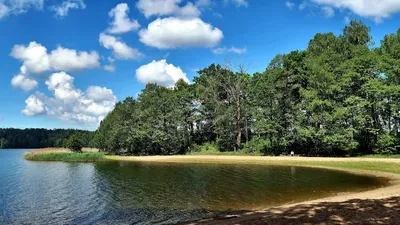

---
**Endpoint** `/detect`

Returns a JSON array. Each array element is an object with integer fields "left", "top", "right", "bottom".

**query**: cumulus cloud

[
  {"left": 22, "top": 94, "right": 47, "bottom": 116},
  {"left": 10, "top": 42, "right": 100, "bottom": 74},
  {"left": 86, "top": 86, "right": 116, "bottom": 102},
  {"left": 10, "top": 42, "right": 51, "bottom": 74},
  {"left": 136, "top": 59, "right": 189, "bottom": 87},
  {"left": 49, "top": 46, "right": 100, "bottom": 71},
  {"left": 136, "top": 0, "right": 200, "bottom": 18},
  {"left": 50, "top": 0, "right": 86, "bottom": 17},
  {"left": 311, "top": 0, "right": 400, "bottom": 22},
  {"left": 99, "top": 33, "right": 142, "bottom": 60},
  {"left": 11, "top": 74, "right": 38, "bottom": 91},
  {"left": 22, "top": 72, "right": 117, "bottom": 125},
  {"left": 139, "top": 17, "right": 223, "bottom": 49},
  {"left": 212, "top": 46, "right": 247, "bottom": 54},
  {"left": 107, "top": 3, "right": 140, "bottom": 34}
]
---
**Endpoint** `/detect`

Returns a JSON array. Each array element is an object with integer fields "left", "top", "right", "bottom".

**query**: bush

[
  {"left": 192, "top": 142, "right": 219, "bottom": 152},
  {"left": 373, "top": 134, "right": 400, "bottom": 155},
  {"left": 66, "top": 135, "right": 83, "bottom": 153},
  {"left": 242, "top": 137, "right": 273, "bottom": 155}
]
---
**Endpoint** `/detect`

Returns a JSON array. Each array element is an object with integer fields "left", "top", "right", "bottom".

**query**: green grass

[
  {"left": 179, "top": 157, "right": 400, "bottom": 174},
  {"left": 25, "top": 152, "right": 107, "bottom": 162},
  {"left": 283, "top": 161, "right": 400, "bottom": 174},
  {"left": 359, "top": 154, "right": 400, "bottom": 158}
]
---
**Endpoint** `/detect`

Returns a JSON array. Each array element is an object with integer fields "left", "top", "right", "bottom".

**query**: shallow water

[{"left": 0, "top": 149, "right": 387, "bottom": 224}]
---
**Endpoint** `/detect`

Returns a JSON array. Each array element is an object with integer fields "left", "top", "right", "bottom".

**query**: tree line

[
  {"left": 0, "top": 128, "right": 94, "bottom": 149},
  {"left": 93, "top": 20, "right": 398, "bottom": 156}
]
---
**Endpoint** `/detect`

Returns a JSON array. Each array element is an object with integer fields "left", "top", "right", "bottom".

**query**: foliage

[
  {"left": 192, "top": 142, "right": 219, "bottom": 152},
  {"left": 0, "top": 138, "right": 8, "bottom": 149},
  {"left": 66, "top": 135, "right": 84, "bottom": 153},
  {"left": 25, "top": 152, "right": 106, "bottom": 162},
  {"left": 95, "top": 20, "right": 400, "bottom": 156},
  {"left": 0, "top": 128, "right": 94, "bottom": 149}
]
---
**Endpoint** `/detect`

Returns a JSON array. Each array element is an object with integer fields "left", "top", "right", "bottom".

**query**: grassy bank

[
  {"left": 25, "top": 148, "right": 106, "bottom": 162},
  {"left": 25, "top": 152, "right": 106, "bottom": 162},
  {"left": 360, "top": 154, "right": 400, "bottom": 158}
]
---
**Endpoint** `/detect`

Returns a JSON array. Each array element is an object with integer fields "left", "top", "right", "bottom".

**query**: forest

[
  {"left": 95, "top": 21, "right": 398, "bottom": 156},
  {"left": 0, "top": 128, "right": 94, "bottom": 149}
]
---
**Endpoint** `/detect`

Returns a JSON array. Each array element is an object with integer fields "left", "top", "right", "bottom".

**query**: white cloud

[
  {"left": 107, "top": 3, "right": 140, "bottom": 34},
  {"left": 10, "top": 42, "right": 100, "bottom": 75},
  {"left": 22, "top": 72, "right": 117, "bottom": 125},
  {"left": 99, "top": 33, "right": 142, "bottom": 60},
  {"left": 0, "top": 0, "right": 49, "bottom": 19},
  {"left": 224, "top": 0, "right": 248, "bottom": 7},
  {"left": 139, "top": 17, "right": 223, "bottom": 49},
  {"left": 11, "top": 74, "right": 38, "bottom": 91},
  {"left": 22, "top": 95, "right": 46, "bottom": 116},
  {"left": 286, "top": 1, "right": 295, "bottom": 9},
  {"left": 311, "top": 0, "right": 400, "bottom": 22},
  {"left": 104, "top": 65, "right": 115, "bottom": 72},
  {"left": 212, "top": 46, "right": 247, "bottom": 54},
  {"left": 195, "top": 0, "right": 210, "bottom": 7},
  {"left": 86, "top": 86, "right": 116, "bottom": 102},
  {"left": 321, "top": 6, "right": 334, "bottom": 18},
  {"left": 50, "top": 0, "right": 86, "bottom": 18},
  {"left": 136, "top": 0, "right": 200, "bottom": 18},
  {"left": 0, "top": 3, "right": 9, "bottom": 19},
  {"left": 10, "top": 42, "right": 51, "bottom": 74},
  {"left": 49, "top": 46, "right": 100, "bottom": 71},
  {"left": 136, "top": 59, "right": 189, "bottom": 87}
]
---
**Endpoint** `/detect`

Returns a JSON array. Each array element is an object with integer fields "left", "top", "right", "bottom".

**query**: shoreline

[
  {"left": 107, "top": 155, "right": 400, "bottom": 224},
  {"left": 26, "top": 150, "right": 400, "bottom": 224}
]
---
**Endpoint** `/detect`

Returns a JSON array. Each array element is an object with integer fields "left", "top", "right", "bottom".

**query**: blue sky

[{"left": 1, "top": 0, "right": 400, "bottom": 130}]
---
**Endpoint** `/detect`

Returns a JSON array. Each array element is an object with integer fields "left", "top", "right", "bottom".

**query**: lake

[{"left": 0, "top": 149, "right": 388, "bottom": 224}]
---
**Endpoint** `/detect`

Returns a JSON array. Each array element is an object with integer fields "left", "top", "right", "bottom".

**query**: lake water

[{"left": 0, "top": 149, "right": 388, "bottom": 224}]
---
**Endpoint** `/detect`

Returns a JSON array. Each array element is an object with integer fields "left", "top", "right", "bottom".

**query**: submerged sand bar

[{"left": 106, "top": 155, "right": 400, "bottom": 224}]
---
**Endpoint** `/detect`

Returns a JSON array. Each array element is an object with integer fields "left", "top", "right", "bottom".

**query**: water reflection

[{"left": 0, "top": 150, "right": 388, "bottom": 225}]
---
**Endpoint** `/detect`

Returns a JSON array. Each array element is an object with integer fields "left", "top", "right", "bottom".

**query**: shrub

[
  {"left": 374, "top": 134, "right": 400, "bottom": 155},
  {"left": 67, "top": 135, "right": 83, "bottom": 153}
]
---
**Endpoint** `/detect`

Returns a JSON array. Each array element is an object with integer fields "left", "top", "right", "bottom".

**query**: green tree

[
  {"left": 0, "top": 138, "right": 8, "bottom": 149},
  {"left": 67, "top": 135, "right": 83, "bottom": 153}
]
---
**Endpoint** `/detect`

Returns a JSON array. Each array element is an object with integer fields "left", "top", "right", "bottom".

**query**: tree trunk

[{"left": 235, "top": 99, "right": 241, "bottom": 151}]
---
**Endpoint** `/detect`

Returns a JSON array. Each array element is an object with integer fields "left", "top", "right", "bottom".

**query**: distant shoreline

[{"left": 26, "top": 149, "right": 400, "bottom": 224}]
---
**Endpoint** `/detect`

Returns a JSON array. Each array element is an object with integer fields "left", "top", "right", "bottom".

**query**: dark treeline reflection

[{"left": 94, "top": 20, "right": 400, "bottom": 156}]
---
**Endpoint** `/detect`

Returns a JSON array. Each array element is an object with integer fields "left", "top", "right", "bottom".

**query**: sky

[{"left": 1, "top": 0, "right": 400, "bottom": 130}]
